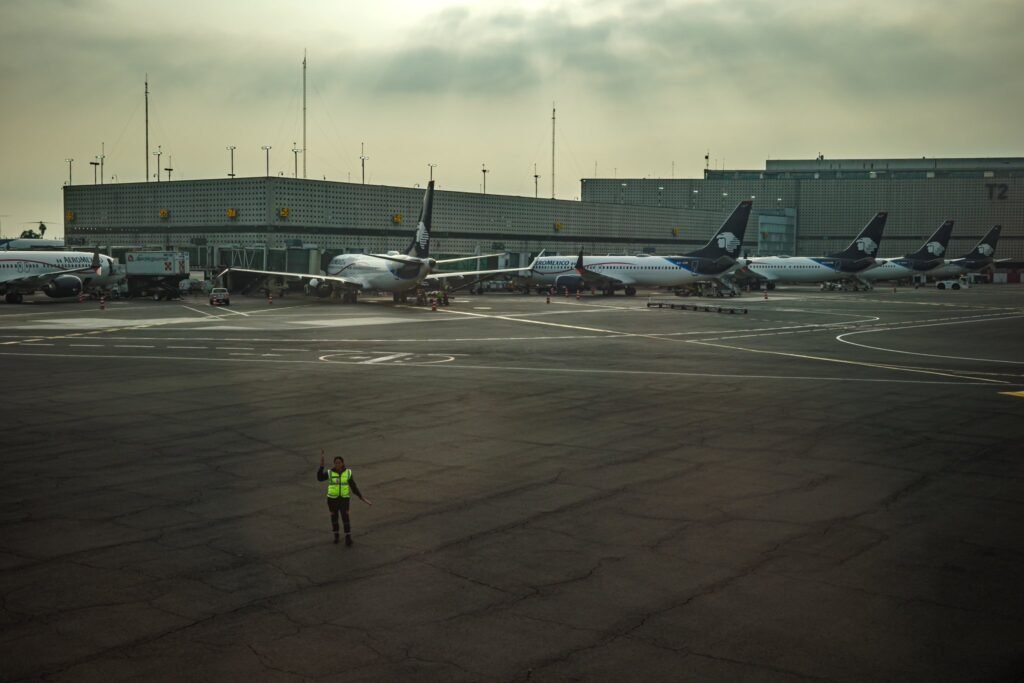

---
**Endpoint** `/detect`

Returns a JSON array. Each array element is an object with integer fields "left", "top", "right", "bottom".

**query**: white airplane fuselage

[
  {"left": 0, "top": 251, "right": 120, "bottom": 296},
  {"left": 746, "top": 257, "right": 869, "bottom": 284},
  {"left": 315, "top": 252, "right": 432, "bottom": 292},
  {"left": 518, "top": 255, "right": 741, "bottom": 288},
  {"left": 859, "top": 259, "right": 942, "bottom": 282}
]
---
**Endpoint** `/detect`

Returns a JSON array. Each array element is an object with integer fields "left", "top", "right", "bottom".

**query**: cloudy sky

[{"left": 1, "top": 0, "right": 1022, "bottom": 238}]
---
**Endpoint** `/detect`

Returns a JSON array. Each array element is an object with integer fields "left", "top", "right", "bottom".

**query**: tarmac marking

[
  {"left": 0, "top": 349, "right": 1008, "bottom": 386},
  {"left": 114, "top": 344, "right": 155, "bottom": 348},
  {"left": 68, "top": 344, "right": 103, "bottom": 347},
  {"left": 685, "top": 339, "right": 1011, "bottom": 385},
  {"left": 167, "top": 345, "right": 206, "bottom": 349},
  {"left": 835, "top": 314, "right": 1024, "bottom": 365},
  {"left": 216, "top": 346, "right": 254, "bottom": 350},
  {"left": 181, "top": 304, "right": 221, "bottom": 318},
  {"left": 363, "top": 352, "right": 412, "bottom": 364}
]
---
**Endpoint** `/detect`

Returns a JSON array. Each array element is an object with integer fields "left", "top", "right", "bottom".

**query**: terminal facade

[{"left": 63, "top": 157, "right": 1023, "bottom": 273}]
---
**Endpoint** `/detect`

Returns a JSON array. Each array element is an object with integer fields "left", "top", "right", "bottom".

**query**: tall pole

[
  {"left": 360, "top": 142, "right": 368, "bottom": 184},
  {"left": 90, "top": 160, "right": 99, "bottom": 184},
  {"left": 145, "top": 76, "right": 149, "bottom": 182},
  {"left": 262, "top": 146, "right": 271, "bottom": 176},
  {"left": 551, "top": 103, "right": 556, "bottom": 199},
  {"left": 226, "top": 146, "right": 236, "bottom": 178},
  {"left": 165, "top": 156, "right": 173, "bottom": 182},
  {"left": 428, "top": 162, "right": 436, "bottom": 181},
  {"left": 100, "top": 142, "right": 105, "bottom": 184},
  {"left": 481, "top": 164, "right": 488, "bottom": 194},
  {"left": 65, "top": 158, "right": 73, "bottom": 185},
  {"left": 302, "top": 50, "right": 307, "bottom": 179},
  {"left": 292, "top": 142, "right": 300, "bottom": 178},
  {"left": 153, "top": 145, "right": 162, "bottom": 182},
  {"left": 533, "top": 163, "right": 539, "bottom": 198}
]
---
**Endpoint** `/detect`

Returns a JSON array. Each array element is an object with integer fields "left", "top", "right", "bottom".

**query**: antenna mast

[
  {"left": 302, "top": 50, "right": 307, "bottom": 179},
  {"left": 145, "top": 76, "right": 150, "bottom": 182},
  {"left": 551, "top": 103, "right": 556, "bottom": 199}
]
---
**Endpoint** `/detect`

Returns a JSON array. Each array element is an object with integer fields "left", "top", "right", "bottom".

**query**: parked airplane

[
  {"left": 859, "top": 220, "right": 955, "bottom": 283},
  {"left": 0, "top": 250, "right": 120, "bottom": 303},
  {"left": 513, "top": 200, "right": 753, "bottom": 296},
  {"left": 929, "top": 225, "right": 1002, "bottom": 278},
  {"left": 745, "top": 212, "right": 888, "bottom": 289},
  {"left": 218, "top": 181, "right": 528, "bottom": 303}
]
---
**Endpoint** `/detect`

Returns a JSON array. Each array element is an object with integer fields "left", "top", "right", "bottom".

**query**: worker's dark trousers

[{"left": 327, "top": 496, "right": 351, "bottom": 535}]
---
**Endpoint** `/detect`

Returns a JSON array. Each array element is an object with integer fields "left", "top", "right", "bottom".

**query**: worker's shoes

[
  {"left": 333, "top": 533, "right": 340, "bottom": 545},
  {"left": 345, "top": 535, "right": 353, "bottom": 547}
]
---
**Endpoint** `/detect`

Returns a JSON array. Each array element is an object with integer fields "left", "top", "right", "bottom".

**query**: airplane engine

[
  {"left": 554, "top": 274, "right": 585, "bottom": 293},
  {"left": 42, "top": 274, "right": 83, "bottom": 298}
]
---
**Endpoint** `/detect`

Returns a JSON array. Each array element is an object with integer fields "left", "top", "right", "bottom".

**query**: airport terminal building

[{"left": 63, "top": 157, "right": 1023, "bottom": 272}]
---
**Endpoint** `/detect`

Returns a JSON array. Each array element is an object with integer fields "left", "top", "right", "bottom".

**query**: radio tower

[
  {"left": 551, "top": 104, "right": 556, "bottom": 199},
  {"left": 302, "top": 50, "right": 307, "bottom": 179}
]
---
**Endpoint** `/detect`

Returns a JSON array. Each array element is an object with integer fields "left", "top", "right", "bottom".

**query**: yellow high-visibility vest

[{"left": 327, "top": 469, "right": 352, "bottom": 499}]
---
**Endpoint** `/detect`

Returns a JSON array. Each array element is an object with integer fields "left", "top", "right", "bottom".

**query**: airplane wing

[
  {"left": 572, "top": 252, "right": 636, "bottom": 287},
  {"left": 424, "top": 254, "right": 542, "bottom": 283},
  {"left": 217, "top": 267, "right": 363, "bottom": 290},
  {"left": 4, "top": 265, "right": 103, "bottom": 290}
]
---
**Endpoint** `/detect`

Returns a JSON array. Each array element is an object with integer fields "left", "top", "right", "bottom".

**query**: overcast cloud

[{"left": 1, "top": 0, "right": 1021, "bottom": 236}]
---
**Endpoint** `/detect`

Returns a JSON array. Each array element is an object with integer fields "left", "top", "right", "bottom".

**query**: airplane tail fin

[
  {"left": 687, "top": 200, "right": 753, "bottom": 260},
  {"left": 963, "top": 225, "right": 1001, "bottom": 259},
  {"left": 406, "top": 180, "right": 435, "bottom": 259},
  {"left": 829, "top": 212, "right": 887, "bottom": 259},
  {"left": 908, "top": 220, "right": 954, "bottom": 260}
]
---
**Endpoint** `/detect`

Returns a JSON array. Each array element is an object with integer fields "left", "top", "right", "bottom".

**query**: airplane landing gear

[
  {"left": 624, "top": 286, "right": 637, "bottom": 297},
  {"left": 5, "top": 292, "right": 24, "bottom": 304}
]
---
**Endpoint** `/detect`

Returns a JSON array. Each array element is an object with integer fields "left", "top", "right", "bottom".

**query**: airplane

[
  {"left": 513, "top": 200, "right": 754, "bottom": 296},
  {"left": 928, "top": 225, "right": 1002, "bottom": 279},
  {"left": 218, "top": 180, "right": 530, "bottom": 303},
  {"left": 0, "top": 249, "right": 120, "bottom": 304},
  {"left": 745, "top": 211, "right": 888, "bottom": 290},
  {"left": 858, "top": 219, "right": 955, "bottom": 283}
]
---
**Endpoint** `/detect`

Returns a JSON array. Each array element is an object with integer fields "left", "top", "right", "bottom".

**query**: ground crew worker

[{"left": 317, "top": 449, "right": 371, "bottom": 545}]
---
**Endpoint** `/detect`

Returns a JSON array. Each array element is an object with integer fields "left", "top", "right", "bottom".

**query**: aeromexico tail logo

[
  {"left": 925, "top": 241, "right": 945, "bottom": 256},
  {"left": 716, "top": 232, "right": 741, "bottom": 253},
  {"left": 855, "top": 237, "right": 878, "bottom": 254},
  {"left": 977, "top": 243, "right": 994, "bottom": 256},
  {"left": 414, "top": 221, "right": 430, "bottom": 251}
]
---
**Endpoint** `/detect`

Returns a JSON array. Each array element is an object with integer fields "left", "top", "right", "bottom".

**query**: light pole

[
  {"left": 360, "top": 142, "right": 368, "bottom": 184},
  {"left": 482, "top": 164, "right": 488, "bottom": 194},
  {"left": 153, "top": 145, "right": 162, "bottom": 182},
  {"left": 533, "top": 163, "right": 540, "bottom": 198},
  {"left": 428, "top": 163, "right": 437, "bottom": 181},
  {"left": 65, "top": 158, "right": 73, "bottom": 185},
  {"left": 165, "top": 160, "right": 173, "bottom": 181},
  {"left": 261, "top": 146, "right": 272, "bottom": 176},
  {"left": 292, "top": 142, "right": 301, "bottom": 178},
  {"left": 89, "top": 159, "right": 99, "bottom": 184},
  {"left": 226, "top": 146, "right": 236, "bottom": 178}
]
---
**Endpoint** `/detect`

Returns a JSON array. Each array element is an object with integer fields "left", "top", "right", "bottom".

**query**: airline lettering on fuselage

[
  {"left": 855, "top": 237, "right": 878, "bottom": 254},
  {"left": 925, "top": 241, "right": 945, "bottom": 256}
]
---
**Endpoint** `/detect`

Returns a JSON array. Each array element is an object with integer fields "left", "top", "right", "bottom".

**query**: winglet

[{"left": 574, "top": 249, "right": 586, "bottom": 275}]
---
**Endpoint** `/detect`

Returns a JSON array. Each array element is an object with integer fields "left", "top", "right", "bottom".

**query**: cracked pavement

[{"left": 1, "top": 288, "right": 1023, "bottom": 681}]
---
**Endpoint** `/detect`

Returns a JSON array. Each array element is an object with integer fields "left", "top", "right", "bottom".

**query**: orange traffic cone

[
  {"left": 575, "top": 290, "right": 581, "bottom": 301},
  {"left": 100, "top": 297, "right": 106, "bottom": 311},
  {"left": 431, "top": 300, "right": 438, "bottom": 311},
  {"left": 763, "top": 289, "right": 768, "bottom": 300},
  {"left": 546, "top": 294, "right": 551, "bottom": 304},
  {"left": 268, "top": 293, "right": 273, "bottom": 305}
]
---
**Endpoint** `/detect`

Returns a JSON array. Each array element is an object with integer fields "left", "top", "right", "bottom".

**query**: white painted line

[
  {"left": 363, "top": 352, "right": 411, "bottom": 364},
  {"left": 216, "top": 306, "right": 250, "bottom": 317},
  {"left": 217, "top": 347, "right": 254, "bottom": 350},
  {"left": 114, "top": 344, "right": 155, "bottom": 348},
  {"left": 0, "top": 349, "right": 1008, "bottom": 386},
  {"left": 167, "top": 345, "right": 205, "bottom": 349},
  {"left": 20, "top": 343, "right": 54, "bottom": 346},
  {"left": 181, "top": 304, "right": 219, "bottom": 318},
  {"left": 835, "top": 314, "right": 1024, "bottom": 365},
  {"left": 68, "top": 344, "right": 104, "bottom": 347}
]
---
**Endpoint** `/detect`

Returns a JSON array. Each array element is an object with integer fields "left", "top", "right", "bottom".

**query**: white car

[
  {"left": 209, "top": 287, "right": 231, "bottom": 305},
  {"left": 935, "top": 279, "right": 969, "bottom": 290}
]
